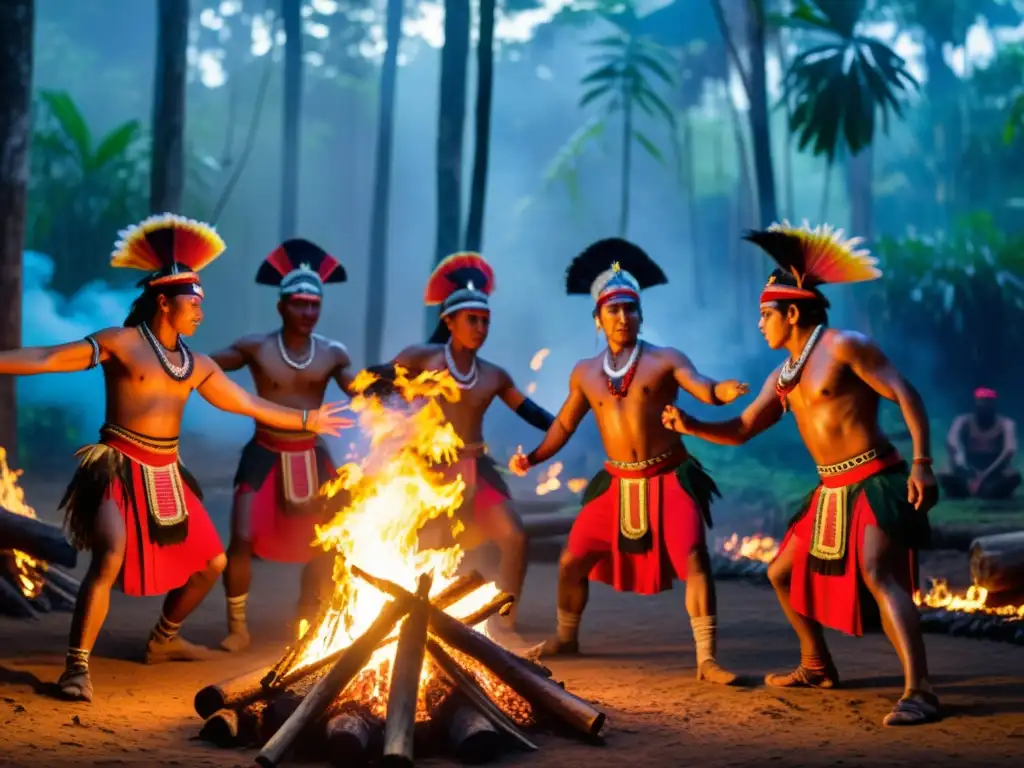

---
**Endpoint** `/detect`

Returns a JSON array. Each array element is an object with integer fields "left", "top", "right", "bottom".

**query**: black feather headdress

[{"left": 565, "top": 238, "right": 667, "bottom": 310}]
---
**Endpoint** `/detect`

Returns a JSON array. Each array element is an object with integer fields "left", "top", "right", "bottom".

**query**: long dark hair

[{"left": 124, "top": 288, "right": 158, "bottom": 328}]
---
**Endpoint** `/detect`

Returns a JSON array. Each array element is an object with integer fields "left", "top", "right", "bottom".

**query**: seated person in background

[{"left": 939, "top": 388, "right": 1021, "bottom": 500}]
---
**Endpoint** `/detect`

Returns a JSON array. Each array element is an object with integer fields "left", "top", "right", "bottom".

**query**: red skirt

[
  {"left": 779, "top": 450, "right": 919, "bottom": 636},
  {"left": 567, "top": 447, "right": 708, "bottom": 595},
  {"left": 58, "top": 427, "right": 224, "bottom": 598},
  {"left": 235, "top": 427, "right": 336, "bottom": 564},
  {"left": 439, "top": 454, "right": 511, "bottom": 528}
]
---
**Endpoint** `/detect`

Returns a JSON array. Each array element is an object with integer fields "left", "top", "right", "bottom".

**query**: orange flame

[
  {"left": 535, "top": 462, "right": 563, "bottom": 496},
  {"left": 529, "top": 349, "right": 549, "bottom": 371},
  {"left": 913, "top": 579, "right": 1024, "bottom": 619},
  {"left": 719, "top": 532, "right": 779, "bottom": 563},
  {"left": 0, "top": 448, "right": 46, "bottom": 599}
]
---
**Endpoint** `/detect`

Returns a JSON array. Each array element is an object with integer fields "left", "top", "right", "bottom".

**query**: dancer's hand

[
  {"left": 307, "top": 402, "right": 355, "bottom": 436},
  {"left": 661, "top": 405, "right": 689, "bottom": 434},
  {"left": 715, "top": 380, "right": 750, "bottom": 404},
  {"left": 907, "top": 463, "right": 938, "bottom": 513},
  {"left": 509, "top": 446, "right": 531, "bottom": 477}
]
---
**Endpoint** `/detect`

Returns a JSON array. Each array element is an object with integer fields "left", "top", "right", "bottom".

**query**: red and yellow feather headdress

[
  {"left": 111, "top": 213, "right": 226, "bottom": 296},
  {"left": 743, "top": 220, "right": 881, "bottom": 305}
]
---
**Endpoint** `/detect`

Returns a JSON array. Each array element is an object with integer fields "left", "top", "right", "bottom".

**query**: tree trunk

[
  {"left": 845, "top": 146, "right": 874, "bottom": 333},
  {"left": 463, "top": 0, "right": 495, "bottom": 253},
  {"left": 0, "top": 0, "right": 34, "bottom": 459},
  {"left": 428, "top": 0, "right": 471, "bottom": 335},
  {"left": 363, "top": 0, "right": 404, "bottom": 365},
  {"left": 279, "top": 0, "right": 303, "bottom": 239},
  {"left": 618, "top": 88, "right": 633, "bottom": 237},
  {"left": 150, "top": 0, "right": 188, "bottom": 214},
  {"left": 744, "top": 0, "right": 777, "bottom": 227}
]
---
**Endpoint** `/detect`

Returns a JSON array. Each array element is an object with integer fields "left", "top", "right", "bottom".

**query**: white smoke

[{"left": 19, "top": 251, "right": 252, "bottom": 444}]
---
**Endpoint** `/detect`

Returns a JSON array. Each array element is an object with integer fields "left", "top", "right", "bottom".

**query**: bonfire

[
  {"left": 0, "top": 448, "right": 81, "bottom": 618},
  {"left": 196, "top": 366, "right": 604, "bottom": 767}
]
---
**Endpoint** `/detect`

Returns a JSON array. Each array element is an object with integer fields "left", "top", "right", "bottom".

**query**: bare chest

[
  {"left": 251, "top": 343, "right": 335, "bottom": 396},
  {"left": 786, "top": 350, "right": 850, "bottom": 409},
  {"left": 581, "top": 356, "right": 673, "bottom": 413},
  {"left": 110, "top": 344, "right": 195, "bottom": 401}
]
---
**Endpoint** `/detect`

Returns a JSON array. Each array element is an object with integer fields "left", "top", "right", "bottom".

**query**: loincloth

[
  {"left": 567, "top": 444, "right": 720, "bottom": 595},
  {"left": 233, "top": 426, "right": 337, "bottom": 563},
  {"left": 780, "top": 446, "right": 931, "bottom": 636},
  {"left": 58, "top": 423, "right": 223, "bottom": 597}
]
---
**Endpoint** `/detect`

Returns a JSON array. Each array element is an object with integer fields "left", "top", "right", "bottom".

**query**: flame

[
  {"left": 280, "top": 366, "right": 523, "bottom": 719},
  {"left": 913, "top": 579, "right": 1024, "bottom": 619},
  {"left": 529, "top": 349, "right": 549, "bottom": 371},
  {"left": 526, "top": 382, "right": 537, "bottom": 395},
  {"left": 0, "top": 448, "right": 46, "bottom": 598},
  {"left": 719, "top": 532, "right": 779, "bottom": 563},
  {"left": 535, "top": 461, "right": 563, "bottom": 496}
]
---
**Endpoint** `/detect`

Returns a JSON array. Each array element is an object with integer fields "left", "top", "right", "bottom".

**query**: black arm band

[
  {"left": 516, "top": 398, "right": 555, "bottom": 432},
  {"left": 709, "top": 382, "right": 723, "bottom": 406}
]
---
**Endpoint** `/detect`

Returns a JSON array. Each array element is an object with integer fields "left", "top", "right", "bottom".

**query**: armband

[
  {"left": 515, "top": 398, "right": 555, "bottom": 432},
  {"left": 709, "top": 382, "right": 723, "bottom": 406},
  {"left": 84, "top": 335, "right": 101, "bottom": 370},
  {"left": 525, "top": 450, "right": 540, "bottom": 467}
]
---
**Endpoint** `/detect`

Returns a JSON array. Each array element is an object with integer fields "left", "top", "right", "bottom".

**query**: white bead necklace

[
  {"left": 277, "top": 331, "right": 316, "bottom": 370},
  {"left": 444, "top": 341, "right": 479, "bottom": 390},
  {"left": 778, "top": 324, "right": 824, "bottom": 389},
  {"left": 603, "top": 342, "right": 641, "bottom": 380},
  {"left": 139, "top": 323, "right": 193, "bottom": 381}
]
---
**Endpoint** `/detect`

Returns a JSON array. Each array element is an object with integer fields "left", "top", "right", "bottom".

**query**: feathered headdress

[
  {"left": 744, "top": 220, "right": 882, "bottom": 306},
  {"left": 255, "top": 239, "right": 346, "bottom": 301},
  {"left": 111, "top": 213, "right": 226, "bottom": 297},
  {"left": 565, "top": 238, "right": 667, "bottom": 312},
  {"left": 424, "top": 252, "right": 495, "bottom": 344}
]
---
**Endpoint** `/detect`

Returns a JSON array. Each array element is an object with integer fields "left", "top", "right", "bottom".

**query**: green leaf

[
  {"left": 89, "top": 120, "right": 142, "bottom": 173},
  {"left": 580, "top": 82, "right": 614, "bottom": 109},
  {"left": 39, "top": 90, "right": 92, "bottom": 165},
  {"left": 632, "top": 85, "right": 676, "bottom": 127},
  {"left": 634, "top": 52, "right": 676, "bottom": 86},
  {"left": 581, "top": 62, "right": 621, "bottom": 86},
  {"left": 1004, "top": 93, "right": 1024, "bottom": 144},
  {"left": 632, "top": 129, "right": 664, "bottom": 164}
]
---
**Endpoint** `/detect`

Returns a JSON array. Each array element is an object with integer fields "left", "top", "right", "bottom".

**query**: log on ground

[
  {"left": 381, "top": 573, "right": 433, "bottom": 768},
  {"left": 0, "top": 506, "right": 77, "bottom": 568},
  {"left": 255, "top": 594, "right": 412, "bottom": 767},
  {"left": 353, "top": 566, "right": 606, "bottom": 738},
  {"left": 970, "top": 531, "right": 1024, "bottom": 595},
  {"left": 194, "top": 664, "right": 276, "bottom": 719},
  {"left": 446, "top": 703, "right": 502, "bottom": 765},
  {"left": 325, "top": 709, "right": 380, "bottom": 768}
]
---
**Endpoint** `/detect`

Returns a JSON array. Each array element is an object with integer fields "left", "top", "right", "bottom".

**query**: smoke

[{"left": 19, "top": 250, "right": 255, "bottom": 445}]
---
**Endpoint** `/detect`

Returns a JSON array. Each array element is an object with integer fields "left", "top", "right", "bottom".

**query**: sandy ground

[{"left": 2, "top": 473, "right": 1024, "bottom": 767}]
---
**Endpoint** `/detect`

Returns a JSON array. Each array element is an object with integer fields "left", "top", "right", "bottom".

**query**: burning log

[
  {"left": 970, "top": 531, "right": 1024, "bottom": 595},
  {"left": 381, "top": 573, "right": 433, "bottom": 767},
  {"left": 255, "top": 594, "right": 412, "bottom": 767},
  {"left": 195, "top": 665, "right": 274, "bottom": 719},
  {"left": 446, "top": 704, "right": 502, "bottom": 764},
  {"left": 325, "top": 710, "right": 380, "bottom": 768},
  {"left": 353, "top": 566, "right": 606, "bottom": 738},
  {"left": 426, "top": 638, "right": 537, "bottom": 751},
  {"left": 198, "top": 708, "right": 240, "bottom": 747},
  {"left": 0, "top": 506, "right": 77, "bottom": 568}
]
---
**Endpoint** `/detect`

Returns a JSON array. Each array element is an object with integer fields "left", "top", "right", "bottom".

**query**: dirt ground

[{"left": 2, "top": 476, "right": 1024, "bottom": 767}]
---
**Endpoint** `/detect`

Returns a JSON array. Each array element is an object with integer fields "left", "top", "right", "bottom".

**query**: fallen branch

[{"left": 446, "top": 703, "right": 502, "bottom": 764}]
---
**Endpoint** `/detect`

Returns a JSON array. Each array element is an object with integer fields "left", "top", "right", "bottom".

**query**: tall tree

[
  {"left": 280, "top": 0, "right": 303, "bottom": 239},
  {"left": 151, "top": 0, "right": 189, "bottom": 213},
  {"left": 429, "top": 0, "right": 471, "bottom": 332},
  {"left": 0, "top": 0, "right": 34, "bottom": 457},
  {"left": 463, "top": 0, "right": 496, "bottom": 253},
  {"left": 363, "top": 0, "right": 405, "bottom": 364},
  {"left": 711, "top": 0, "right": 778, "bottom": 226}
]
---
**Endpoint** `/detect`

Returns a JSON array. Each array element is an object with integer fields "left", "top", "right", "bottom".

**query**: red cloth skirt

[
  {"left": 779, "top": 450, "right": 918, "bottom": 636},
  {"left": 567, "top": 447, "right": 705, "bottom": 595},
  {"left": 235, "top": 427, "right": 336, "bottom": 564},
  {"left": 99, "top": 431, "right": 223, "bottom": 597}
]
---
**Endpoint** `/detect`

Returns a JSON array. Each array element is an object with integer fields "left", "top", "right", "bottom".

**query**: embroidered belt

[{"left": 253, "top": 426, "right": 323, "bottom": 510}]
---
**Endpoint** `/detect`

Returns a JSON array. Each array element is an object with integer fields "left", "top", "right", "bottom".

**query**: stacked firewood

[
  {"left": 196, "top": 569, "right": 605, "bottom": 767},
  {"left": 0, "top": 506, "right": 79, "bottom": 619}
]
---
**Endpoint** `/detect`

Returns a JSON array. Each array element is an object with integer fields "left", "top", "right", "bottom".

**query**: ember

[
  {"left": 197, "top": 367, "right": 605, "bottom": 765},
  {"left": 0, "top": 448, "right": 80, "bottom": 619},
  {"left": 915, "top": 579, "right": 1024, "bottom": 646},
  {"left": 708, "top": 532, "right": 776, "bottom": 583}
]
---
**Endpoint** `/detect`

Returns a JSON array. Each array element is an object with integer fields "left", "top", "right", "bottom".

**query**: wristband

[
  {"left": 525, "top": 451, "right": 539, "bottom": 467},
  {"left": 912, "top": 457, "right": 932, "bottom": 466},
  {"left": 302, "top": 409, "right": 309, "bottom": 431},
  {"left": 709, "top": 383, "right": 723, "bottom": 406}
]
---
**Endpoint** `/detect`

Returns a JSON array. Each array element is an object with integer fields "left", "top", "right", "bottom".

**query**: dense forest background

[{"left": 2, "top": 0, "right": 1024, "bottom": 516}]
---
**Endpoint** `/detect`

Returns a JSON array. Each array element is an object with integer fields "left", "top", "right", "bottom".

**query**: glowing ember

[
  {"left": 567, "top": 477, "right": 587, "bottom": 493},
  {"left": 529, "top": 349, "right": 549, "bottom": 371},
  {"left": 720, "top": 532, "right": 779, "bottom": 563},
  {"left": 535, "top": 462, "right": 563, "bottom": 496},
  {"left": 278, "top": 366, "right": 525, "bottom": 720},
  {"left": 0, "top": 448, "right": 47, "bottom": 598},
  {"left": 526, "top": 382, "right": 537, "bottom": 395},
  {"left": 914, "top": 579, "right": 1024, "bottom": 619}
]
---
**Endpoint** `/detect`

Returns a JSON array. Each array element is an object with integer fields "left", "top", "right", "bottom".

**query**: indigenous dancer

[
  {"left": 374, "top": 253, "right": 555, "bottom": 628},
  {"left": 210, "top": 239, "right": 355, "bottom": 653},
  {"left": 509, "top": 238, "right": 749, "bottom": 685},
  {"left": 0, "top": 215, "right": 351, "bottom": 702},
  {"left": 662, "top": 222, "right": 939, "bottom": 725}
]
